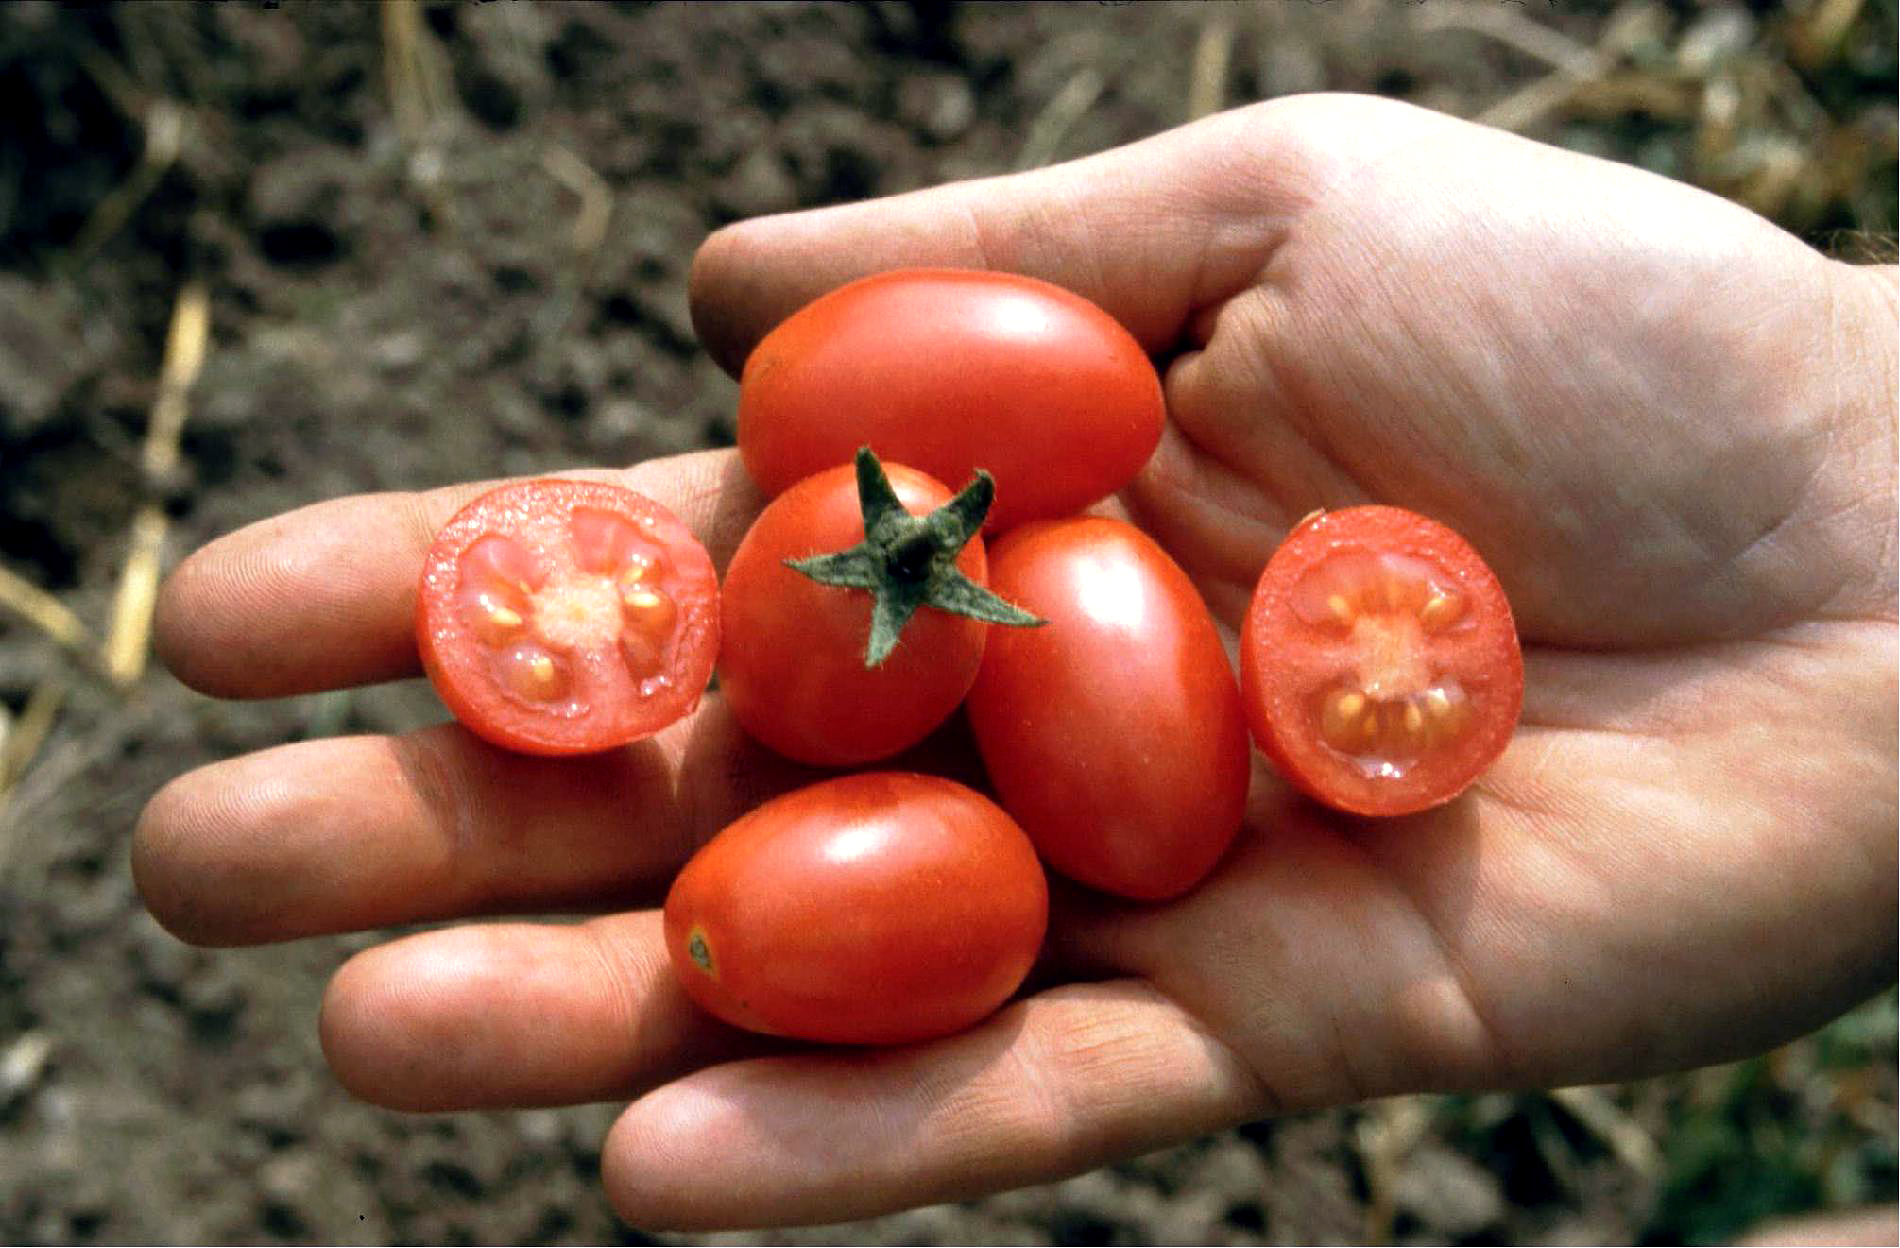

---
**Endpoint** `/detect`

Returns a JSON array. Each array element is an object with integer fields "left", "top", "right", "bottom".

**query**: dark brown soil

[{"left": 1, "top": 2, "right": 1893, "bottom": 1244}]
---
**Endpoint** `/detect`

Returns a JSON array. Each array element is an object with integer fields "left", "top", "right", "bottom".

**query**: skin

[{"left": 133, "top": 95, "right": 1897, "bottom": 1230}]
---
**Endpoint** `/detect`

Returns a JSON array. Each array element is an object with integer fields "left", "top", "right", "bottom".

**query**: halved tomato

[
  {"left": 416, "top": 479, "right": 718, "bottom": 755},
  {"left": 1240, "top": 506, "right": 1523, "bottom": 816}
]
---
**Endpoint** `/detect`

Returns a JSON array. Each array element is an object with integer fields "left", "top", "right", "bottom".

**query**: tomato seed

[
  {"left": 460, "top": 587, "right": 529, "bottom": 644},
  {"left": 1318, "top": 679, "right": 1470, "bottom": 762},
  {"left": 1419, "top": 591, "right": 1464, "bottom": 632},
  {"left": 622, "top": 587, "right": 678, "bottom": 646},
  {"left": 499, "top": 643, "right": 570, "bottom": 702}
]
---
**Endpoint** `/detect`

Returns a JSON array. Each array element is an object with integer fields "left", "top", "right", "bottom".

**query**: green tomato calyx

[{"left": 786, "top": 447, "right": 1043, "bottom": 667}]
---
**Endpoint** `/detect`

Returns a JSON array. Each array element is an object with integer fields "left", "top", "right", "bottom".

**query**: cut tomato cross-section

[
  {"left": 417, "top": 479, "right": 719, "bottom": 755},
  {"left": 1241, "top": 506, "right": 1523, "bottom": 816}
]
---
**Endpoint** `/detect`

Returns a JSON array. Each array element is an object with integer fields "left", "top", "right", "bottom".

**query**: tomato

[
  {"left": 1240, "top": 506, "right": 1523, "bottom": 817},
  {"left": 965, "top": 518, "right": 1252, "bottom": 901},
  {"left": 664, "top": 772, "right": 1048, "bottom": 1045},
  {"left": 720, "top": 454, "right": 1029, "bottom": 766},
  {"left": 738, "top": 268, "right": 1165, "bottom": 532},
  {"left": 416, "top": 479, "right": 718, "bottom": 756}
]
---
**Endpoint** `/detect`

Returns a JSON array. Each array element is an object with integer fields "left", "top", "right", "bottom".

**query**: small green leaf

[
  {"left": 866, "top": 584, "right": 926, "bottom": 667},
  {"left": 853, "top": 446, "right": 906, "bottom": 532},
  {"left": 785, "top": 548, "right": 883, "bottom": 590}
]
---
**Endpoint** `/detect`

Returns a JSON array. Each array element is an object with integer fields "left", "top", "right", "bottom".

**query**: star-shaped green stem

[{"left": 786, "top": 447, "right": 1044, "bottom": 667}]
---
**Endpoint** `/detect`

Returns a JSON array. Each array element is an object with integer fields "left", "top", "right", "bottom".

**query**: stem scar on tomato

[
  {"left": 786, "top": 447, "right": 1043, "bottom": 666},
  {"left": 686, "top": 926, "right": 715, "bottom": 977}
]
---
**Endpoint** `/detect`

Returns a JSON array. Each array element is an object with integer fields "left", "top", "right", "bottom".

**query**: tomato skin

[
  {"left": 965, "top": 518, "right": 1251, "bottom": 901},
  {"left": 416, "top": 480, "right": 718, "bottom": 756},
  {"left": 1239, "top": 506, "right": 1523, "bottom": 817},
  {"left": 739, "top": 268, "right": 1164, "bottom": 532},
  {"left": 664, "top": 772, "right": 1049, "bottom": 1046},
  {"left": 719, "top": 461, "right": 989, "bottom": 766}
]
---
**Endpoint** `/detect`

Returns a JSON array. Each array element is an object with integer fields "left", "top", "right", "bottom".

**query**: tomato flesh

[
  {"left": 719, "top": 461, "right": 989, "bottom": 766},
  {"left": 1241, "top": 506, "right": 1523, "bottom": 816},
  {"left": 739, "top": 268, "right": 1164, "bottom": 532},
  {"left": 966, "top": 518, "right": 1252, "bottom": 901},
  {"left": 664, "top": 772, "right": 1049, "bottom": 1045},
  {"left": 417, "top": 480, "right": 718, "bottom": 755}
]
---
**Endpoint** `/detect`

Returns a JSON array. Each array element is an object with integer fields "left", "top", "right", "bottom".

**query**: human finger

[
  {"left": 317, "top": 910, "right": 774, "bottom": 1112},
  {"left": 156, "top": 450, "right": 758, "bottom": 699},
  {"left": 686, "top": 96, "right": 1409, "bottom": 372},
  {"left": 134, "top": 698, "right": 810, "bottom": 945},
  {"left": 600, "top": 981, "right": 1265, "bottom": 1230},
  {"left": 134, "top": 697, "right": 989, "bottom": 947}
]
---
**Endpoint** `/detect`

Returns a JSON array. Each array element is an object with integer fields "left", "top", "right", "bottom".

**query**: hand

[{"left": 134, "top": 94, "right": 1898, "bottom": 1230}]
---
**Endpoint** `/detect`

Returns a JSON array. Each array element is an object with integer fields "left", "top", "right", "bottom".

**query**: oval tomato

[
  {"left": 965, "top": 518, "right": 1252, "bottom": 901},
  {"left": 664, "top": 772, "right": 1048, "bottom": 1045},
  {"left": 720, "top": 460, "right": 991, "bottom": 766},
  {"left": 1240, "top": 506, "right": 1523, "bottom": 816},
  {"left": 416, "top": 479, "right": 718, "bottom": 756},
  {"left": 738, "top": 268, "right": 1164, "bottom": 532}
]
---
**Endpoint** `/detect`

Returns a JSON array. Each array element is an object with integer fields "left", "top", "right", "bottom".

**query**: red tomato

[
  {"left": 739, "top": 268, "right": 1164, "bottom": 532},
  {"left": 664, "top": 772, "right": 1049, "bottom": 1045},
  {"left": 719, "top": 461, "right": 991, "bottom": 766},
  {"left": 965, "top": 518, "right": 1252, "bottom": 901},
  {"left": 416, "top": 479, "right": 718, "bottom": 756},
  {"left": 1240, "top": 506, "right": 1523, "bottom": 816}
]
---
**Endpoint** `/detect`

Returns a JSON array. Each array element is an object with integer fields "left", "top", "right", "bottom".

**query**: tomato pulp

[
  {"left": 1240, "top": 506, "right": 1523, "bottom": 816},
  {"left": 416, "top": 479, "right": 718, "bottom": 755},
  {"left": 738, "top": 268, "right": 1165, "bottom": 532},
  {"left": 965, "top": 518, "right": 1252, "bottom": 901},
  {"left": 664, "top": 772, "right": 1049, "bottom": 1045}
]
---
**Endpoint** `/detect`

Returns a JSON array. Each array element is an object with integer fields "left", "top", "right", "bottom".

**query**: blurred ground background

[{"left": 0, "top": 0, "right": 1894, "bottom": 1243}]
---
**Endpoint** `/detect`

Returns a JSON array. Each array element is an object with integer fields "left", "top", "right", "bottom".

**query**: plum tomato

[
  {"left": 416, "top": 479, "right": 718, "bottom": 756},
  {"left": 738, "top": 268, "right": 1165, "bottom": 532},
  {"left": 720, "top": 450, "right": 1034, "bottom": 767},
  {"left": 664, "top": 772, "right": 1049, "bottom": 1046},
  {"left": 965, "top": 518, "right": 1252, "bottom": 901},
  {"left": 1240, "top": 506, "right": 1523, "bottom": 817}
]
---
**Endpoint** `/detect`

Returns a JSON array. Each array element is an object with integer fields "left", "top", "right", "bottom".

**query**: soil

[{"left": 0, "top": 2, "right": 1893, "bottom": 1244}]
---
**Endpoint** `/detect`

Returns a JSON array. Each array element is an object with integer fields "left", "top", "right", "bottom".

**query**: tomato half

[
  {"left": 416, "top": 479, "right": 718, "bottom": 755},
  {"left": 664, "top": 772, "right": 1049, "bottom": 1045},
  {"left": 965, "top": 518, "right": 1252, "bottom": 901},
  {"left": 1240, "top": 506, "right": 1523, "bottom": 816},
  {"left": 738, "top": 268, "right": 1165, "bottom": 532},
  {"left": 719, "top": 460, "right": 991, "bottom": 766}
]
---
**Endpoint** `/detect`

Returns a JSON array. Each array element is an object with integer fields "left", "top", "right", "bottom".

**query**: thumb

[{"left": 686, "top": 95, "right": 1374, "bottom": 375}]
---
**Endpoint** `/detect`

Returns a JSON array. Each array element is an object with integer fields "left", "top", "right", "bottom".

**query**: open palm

[{"left": 136, "top": 95, "right": 1896, "bottom": 1229}]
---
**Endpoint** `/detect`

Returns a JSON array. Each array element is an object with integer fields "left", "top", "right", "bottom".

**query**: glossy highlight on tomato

[
  {"left": 1240, "top": 506, "right": 1523, "bottom": 817},
  {"left": 738, "top": 268, "right": 1165, "bottom": 532},
  {"left": 719, "top": 460, "right": 990, "bottom": 766},
  {"left": 416, "top": 479, "right": 718, "bottom": 756},
  {"left": 664, "top": 772, "right": 1049, "bottom": 1046},
  {"left": 966, "top": 517, "right": 1252, "bottom": 901}
]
